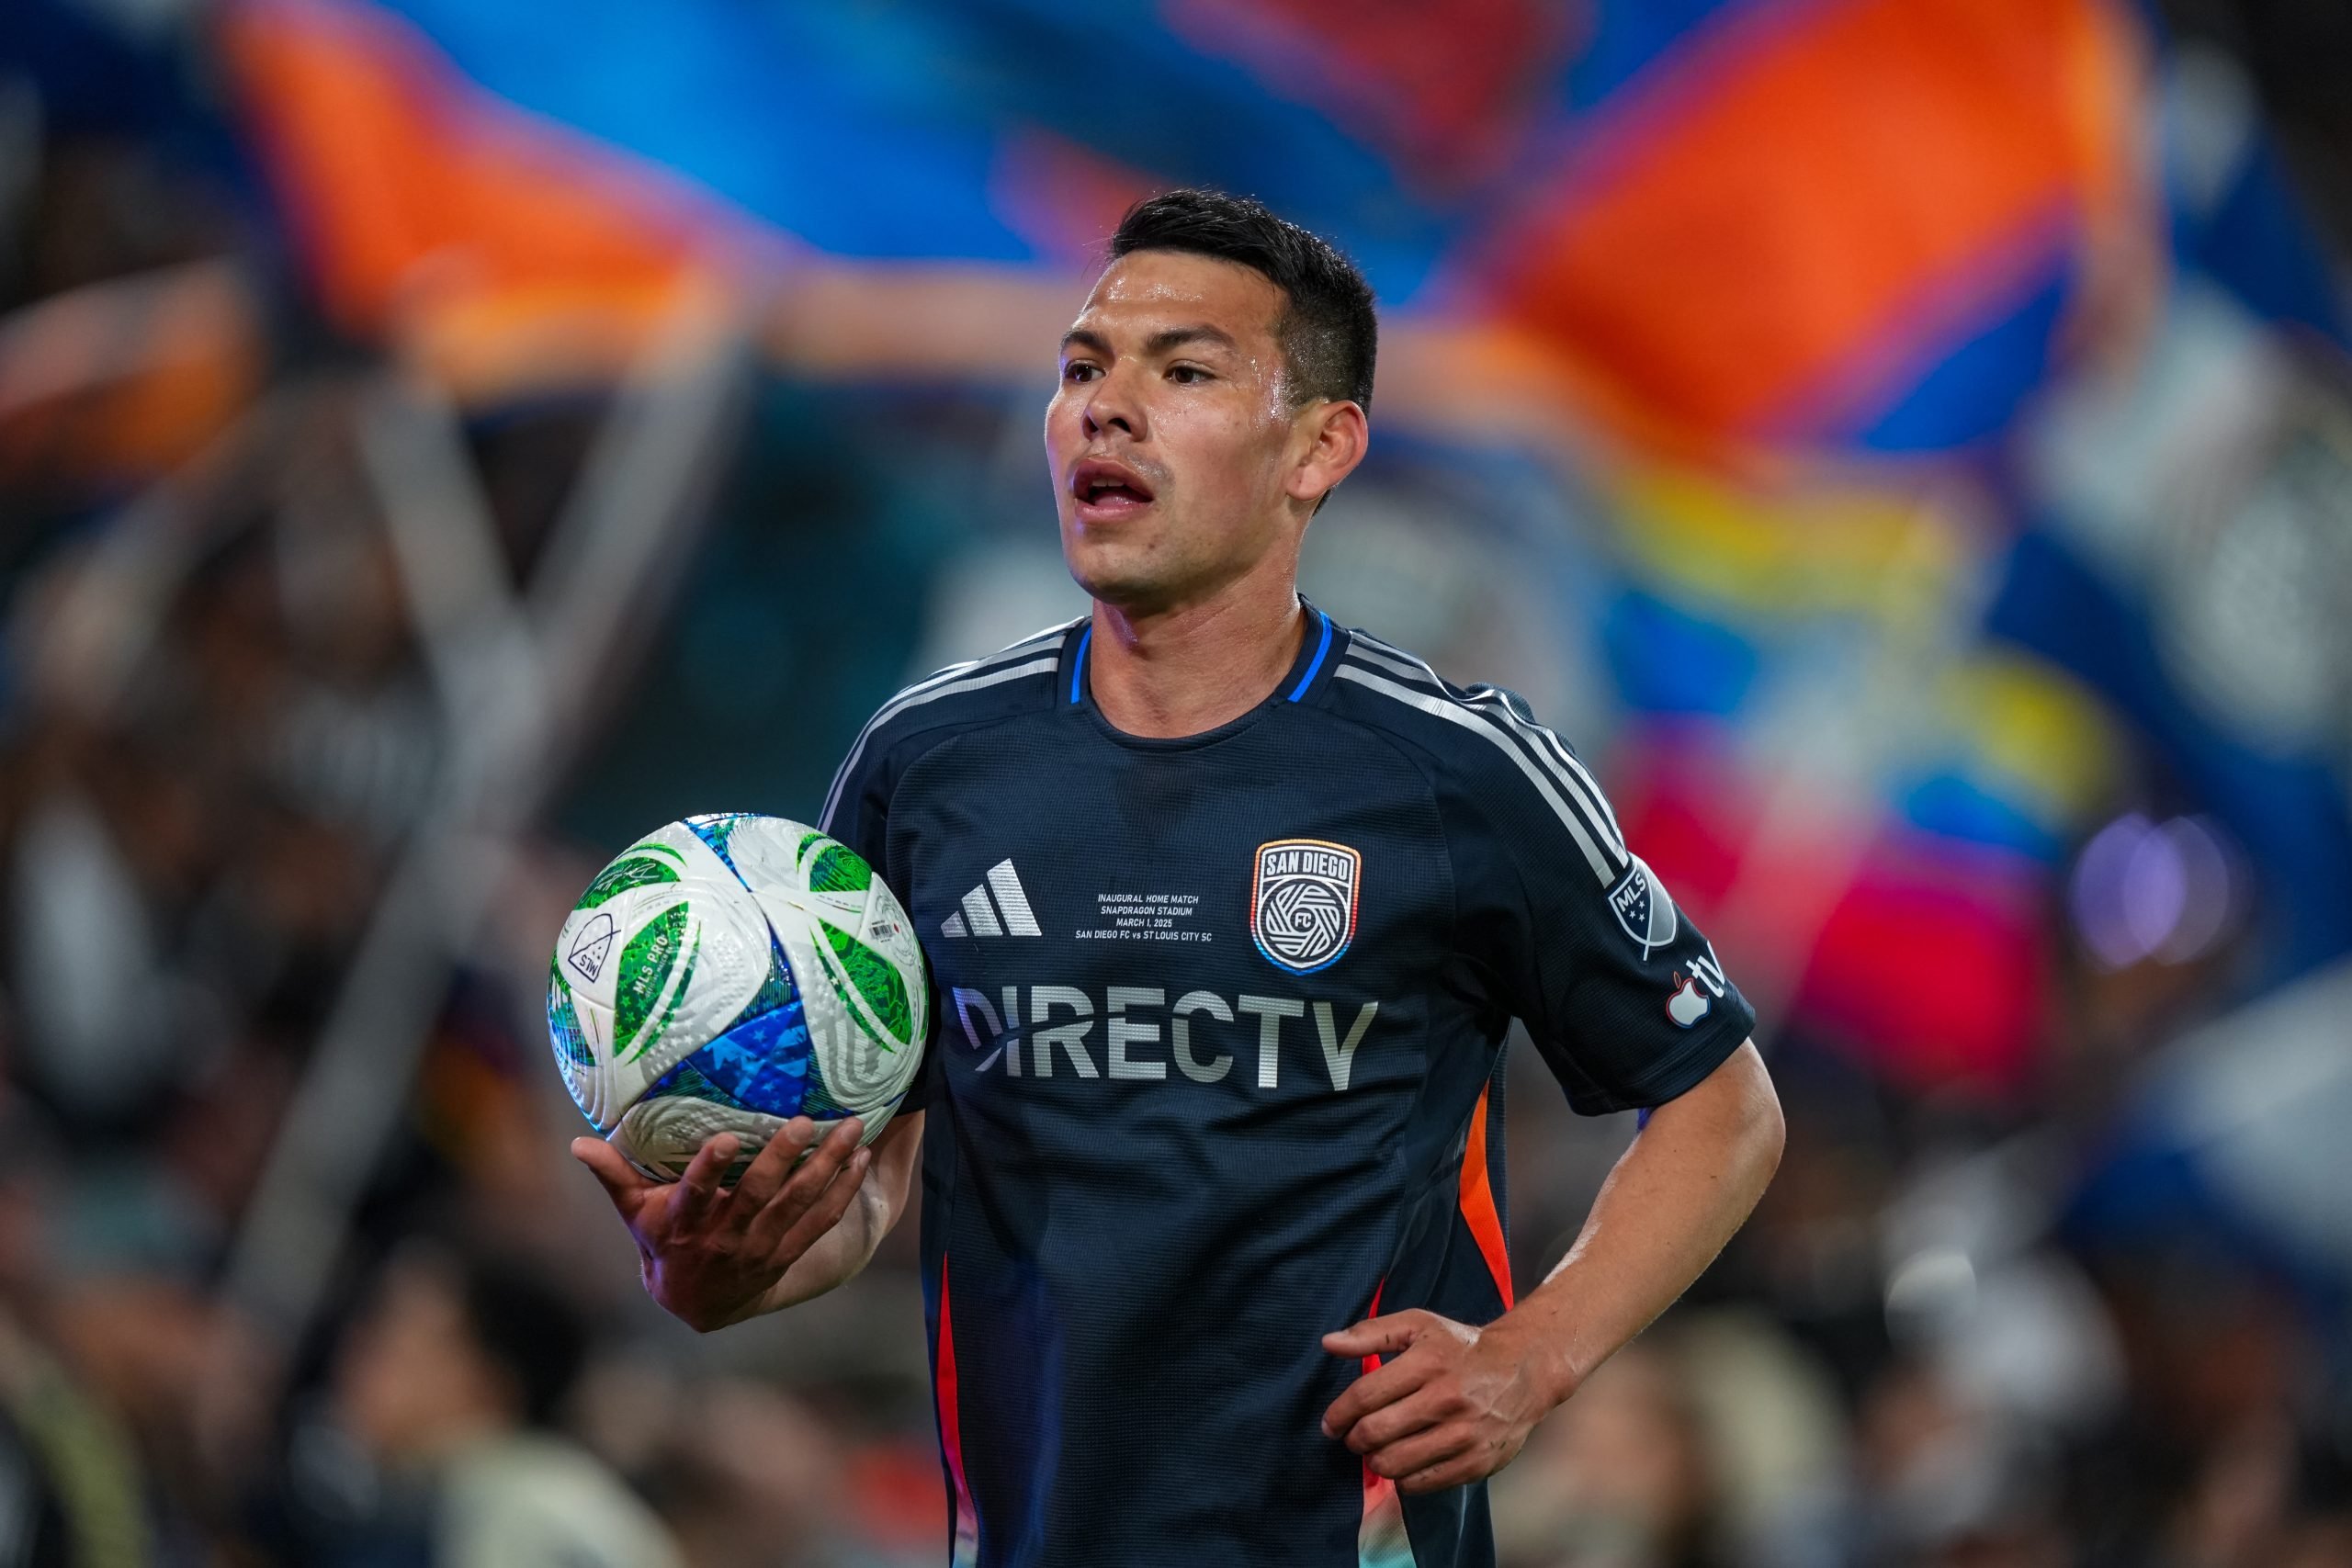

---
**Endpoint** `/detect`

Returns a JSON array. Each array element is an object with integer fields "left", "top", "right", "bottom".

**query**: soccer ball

[{"left": 546, "top": 814, "right": 928, "bottom": 1180}]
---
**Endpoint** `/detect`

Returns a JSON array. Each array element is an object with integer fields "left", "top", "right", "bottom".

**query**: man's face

[
  {"left": 334, "top": 1258, "right": 508, "bottom": 1461},
  {"left": 1046, "top": 251, "right": 1307, "bottom": 612}
]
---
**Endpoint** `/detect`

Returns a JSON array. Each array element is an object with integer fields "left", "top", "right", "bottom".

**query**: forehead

[{"left": 1070, "top": 250, "right": 1285, "bottom": 345}]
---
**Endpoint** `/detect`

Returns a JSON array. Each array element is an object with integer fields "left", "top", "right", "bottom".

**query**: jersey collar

[{"left": 1059, "top": 599, "right": 1349, "bottom": 736}]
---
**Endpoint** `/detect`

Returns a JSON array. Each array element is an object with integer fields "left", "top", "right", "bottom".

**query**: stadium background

[{"left": 4, "top": 0, "right": 2351, "bottom": 1562}]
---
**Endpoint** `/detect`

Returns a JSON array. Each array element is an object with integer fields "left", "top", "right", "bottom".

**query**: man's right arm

[{"left": 571, "top": 1109, "right": 924, "bottom": 1333}]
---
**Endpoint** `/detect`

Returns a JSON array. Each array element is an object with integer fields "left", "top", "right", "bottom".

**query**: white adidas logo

[{"left": 941, "top": 860, "right": 1042, "bottom": 938}]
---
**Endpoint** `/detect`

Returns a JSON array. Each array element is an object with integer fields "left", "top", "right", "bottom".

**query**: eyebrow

[{"left": 1058, "top": 323, "right": 1241, "bottom": 358}]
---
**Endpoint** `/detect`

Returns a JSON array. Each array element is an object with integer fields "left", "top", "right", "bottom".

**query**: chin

[
  {"left": 1064, "top": 538, "right": 1149, "bottom": 602},
  {"left": 1066, "top": 565, "right": 1147, "bottom": 608},
  {"left": 1067, "top": 561, "right": 1181, "bottom": 615}
]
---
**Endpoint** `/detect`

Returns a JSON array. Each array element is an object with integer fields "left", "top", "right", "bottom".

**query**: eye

[
  {"left": 1168, "top": 364, "right": 1213, "bottom": 385},
  {"left": 1062, "top": 361, "right": 1101, "bottom": 384}
]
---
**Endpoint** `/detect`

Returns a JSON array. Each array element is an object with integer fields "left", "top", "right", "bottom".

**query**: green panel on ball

[
  {"left": 806, "top": 843, "right": 872, "bottom": 895},
  {"left": 821, "top": 922, "right": 909, "bottom": 1043},
  {"left": 614, "top": 904, "right": 691, "bottom": 1057},
  {"left": 577, "top": 853, "right": 680, "bottom": 910},
  {"left": 643, "top": 931, "right": 701, "bottom": 1053}
]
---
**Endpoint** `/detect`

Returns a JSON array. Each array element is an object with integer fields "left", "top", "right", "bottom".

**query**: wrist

[{"left": 1480, "top": 1307, "right": 1584, "bottom": 1411}]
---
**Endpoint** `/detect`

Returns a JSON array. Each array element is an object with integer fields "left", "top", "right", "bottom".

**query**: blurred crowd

[{"left": 4, "top": 0, "right": 2352, "bottom": 1565}]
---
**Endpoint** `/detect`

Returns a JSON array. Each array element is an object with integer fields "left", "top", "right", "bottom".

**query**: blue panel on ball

[
  {"left": 655, "top": 823, "right": 813, "bottom": 1120},
  {"left": 684, "top": 812, "right": 752, "bottom": 877},
  {"left": 649, "top": 998, "right": 814, "bottom": 1118}
]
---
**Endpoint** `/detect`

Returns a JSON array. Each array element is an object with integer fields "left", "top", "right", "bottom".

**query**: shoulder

[
  {"left": 820, "top": 619, "right": 1079, "bottom": 826},
  {"left": 1324, "top": 626, "right": 1629, "bottom": 886},
  {"left": 1323, "top": 626, "right": 1576, "bottom": 777}
]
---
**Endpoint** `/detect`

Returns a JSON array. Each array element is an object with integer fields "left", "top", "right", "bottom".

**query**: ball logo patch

[
  {"left": 1251, "top": 839, "right": 1361, "bottom": 975},
  {"left": 566, "top": 911, "right": 618, "bottom": 982},
  {"left": 1607, "top": 856, "right": 1679, "bottom": 959}
]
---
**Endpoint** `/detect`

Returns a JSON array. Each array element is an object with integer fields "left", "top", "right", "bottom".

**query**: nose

[{"left": 1080, "top": 363, "right": 1144, "bottom": 443}]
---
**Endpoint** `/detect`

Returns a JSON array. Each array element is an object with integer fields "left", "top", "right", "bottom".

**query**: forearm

[{"left": 1488, "top": 1042, "right": 1782, "bottom": 1405}]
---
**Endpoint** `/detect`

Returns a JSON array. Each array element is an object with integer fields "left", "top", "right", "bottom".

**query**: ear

[{"left": 1285, "top": 400, "right": 1369, "bottom": 511}]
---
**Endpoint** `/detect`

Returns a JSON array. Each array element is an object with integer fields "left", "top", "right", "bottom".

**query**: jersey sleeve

[
  {"left": 818, "top": 732, "right": 943, "bottom": 1117},
  {"left": 1439, "top": 692, "right": 1756, "bottom": 1115}
]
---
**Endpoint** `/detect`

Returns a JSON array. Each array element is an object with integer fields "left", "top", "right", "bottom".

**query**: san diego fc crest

[{"left": 1251, "top": 839, "right": 1361, "bottom": 975}]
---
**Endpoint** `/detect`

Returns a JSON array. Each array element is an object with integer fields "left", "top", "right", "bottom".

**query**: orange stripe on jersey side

[
  {"left": 935, "top": 1259, "right": 979, "bottom": 1567},
  {"left": 1459, "top": 1085, "right": 1513, "bottom": 1310}
]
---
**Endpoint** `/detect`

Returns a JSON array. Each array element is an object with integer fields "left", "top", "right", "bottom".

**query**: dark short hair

[
  {"left": 1108, "top": 189, "right": 1378, "bottom": 413},
  {"left": 454, "top": 1247, "right": 590, "bottom": 1427}
]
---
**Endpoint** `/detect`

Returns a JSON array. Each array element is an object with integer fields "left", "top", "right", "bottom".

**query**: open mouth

[{"left": 1069, "top": 458, "right": 1157, "bottom": 518}]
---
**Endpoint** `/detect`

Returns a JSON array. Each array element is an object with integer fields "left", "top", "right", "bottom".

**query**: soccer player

[{"left": 574, "top": 189, "right": 1784, "bottom": 1568}]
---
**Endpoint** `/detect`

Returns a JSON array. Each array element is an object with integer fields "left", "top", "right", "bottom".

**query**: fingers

[
  {"left": 1363, "top": 1422, "right": 1474, "bottom": 1483},
  {"left": 1321, "top": 1311, "right": 1430, "bottom": 1360},
  {"left": 1386, "top": 1433, "right": 1486, "bottom": 1494},
  {"left": 671, "top": 1134, "right": 739, "bottom": 1229},
  {"left": 571, "top": 1138, "right": 650, "bottom": 1209},
  {"left": 764, "top": 1146, "right": 873, "bottom": 1263},
  {"left": 742, "top": 1118, "right": 865, "bottom": 1254},
  {"left": 1321, "top": 1349, "right": 1435, "bottom": 1440},
  {"left": 1335, "top": 1384, "right": 1455, "bottom": 1456},
  {"left": 729, "top": 1117, "right": 821, "bottom": 1216}
]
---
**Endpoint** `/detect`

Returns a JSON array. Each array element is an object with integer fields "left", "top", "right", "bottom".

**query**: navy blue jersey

[{"left": 819, "top": 607, "right": 1755, "bottom": 1568}]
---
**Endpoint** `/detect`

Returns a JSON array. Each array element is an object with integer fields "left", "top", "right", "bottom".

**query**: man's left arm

[{"left": 1320, "top": 1039, "right": 1782, "bottom": 1494}]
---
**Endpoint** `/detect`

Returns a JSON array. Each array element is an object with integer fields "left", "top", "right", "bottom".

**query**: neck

[{"left": 1088, "top": 564, "right": 1308, "bottom": 739}]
